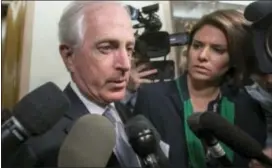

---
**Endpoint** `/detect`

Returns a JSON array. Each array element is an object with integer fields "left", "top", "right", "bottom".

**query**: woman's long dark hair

[{"left": 187, "top": 9, "right": 251, "bottom": 89}]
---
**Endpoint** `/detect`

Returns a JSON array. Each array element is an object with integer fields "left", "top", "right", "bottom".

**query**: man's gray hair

[
  {"left": 58, "top": 1, "right": 90, "bottom": 48},
  {"left": 58, "top": 1, "right": 128, "bottom": 48}
]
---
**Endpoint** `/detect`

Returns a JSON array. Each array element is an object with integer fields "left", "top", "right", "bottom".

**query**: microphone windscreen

[
  {"left": 125, "top": 115, "right": 171, "bottom": 168},
  {"left": 125, "top": 114, "right": 161, "bottom": 140},
  {"left": 13, "top": 82, "right": 70, "bottom": 135},
  {"left": 58, "top": 114, "right": 116, "bottom": 168},
  {"left": 188, "top": 112, "right": 264, "bottom": 158}
]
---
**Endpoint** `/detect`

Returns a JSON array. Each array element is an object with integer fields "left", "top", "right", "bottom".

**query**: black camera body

[
  {"left": 126, "top": 4, "right": 190, "bottom": 81},
  {"left": 245, "top": 1, "right": 272, "bottom": 74},
  {"left": 134, "top": 4, "right": 162, "bottom": 33},
  {"left": 127, "top": 3, "right": 190, "bottom": 59},
  {"left": 127, "top": 3, "right": 168, "bottom": 59}
]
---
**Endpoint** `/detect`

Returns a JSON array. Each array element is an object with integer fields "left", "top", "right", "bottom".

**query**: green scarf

[{"left": 175, "top": 77, "right": 235, "bottom": 168}]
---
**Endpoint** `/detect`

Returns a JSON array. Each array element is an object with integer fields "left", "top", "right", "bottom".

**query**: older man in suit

[{"left": 7, "top": 1, "right": 143, "bottom": 168}]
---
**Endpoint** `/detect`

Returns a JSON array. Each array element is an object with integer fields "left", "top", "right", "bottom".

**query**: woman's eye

[
  {"left": 192, "top": 43, "right": 202, "bottom": 49},
  {"left": 213, "top": 47, "right": 227, "bottom": 54}
]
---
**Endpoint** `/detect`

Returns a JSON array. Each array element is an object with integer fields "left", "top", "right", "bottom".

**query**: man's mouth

[
  {"left": 111, "top": 79, "right": 126, "bottom": 83},
  {"left": 108, "top": 78, "right": 127, "bottom": 88}
]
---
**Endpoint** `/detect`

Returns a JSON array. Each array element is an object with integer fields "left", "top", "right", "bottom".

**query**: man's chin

[{"left": 103, "top": 90, "right": 126, "bottom": 103}]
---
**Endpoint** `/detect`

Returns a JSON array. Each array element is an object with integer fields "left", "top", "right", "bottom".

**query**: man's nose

[{"left": 114, "top": 49, "right": 131, "bottom": 72}]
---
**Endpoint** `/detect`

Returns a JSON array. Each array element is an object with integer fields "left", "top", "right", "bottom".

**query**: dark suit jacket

[
  {"left": 133, "top": 75, "right": 267, "bottom": 168},
  {"left": 7, "top": 84, "right": 134, "bottom": 168}
]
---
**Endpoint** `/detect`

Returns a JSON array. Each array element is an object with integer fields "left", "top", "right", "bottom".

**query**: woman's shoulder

[
  {"left": 222, "top": 85, "right": 266, "bottom": 120},
  {"left": 220, "top": 85, "right": 267, "bottom": 146},
  {"left": 222, "top": 84, "right": 261, "bottom": 106}
]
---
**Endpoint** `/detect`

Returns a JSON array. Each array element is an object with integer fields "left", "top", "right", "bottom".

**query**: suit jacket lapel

[
  {"left": 63, "top": 83, "right": 133, "bottom": 128},
  {"left": 62, "top": 84, "right": 89, "bottom": 133},
  {"left": 114, "top": 102, "right": 134, "bottom": 124},
  {"left": 63, "top": 84, "right": 90, "bottom": 119},
  {"left": 62, "top": 83, "right": 124, "bottom": 167}
]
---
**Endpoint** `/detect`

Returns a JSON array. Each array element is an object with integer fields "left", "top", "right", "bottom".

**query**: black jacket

[
  {"left": 133, "top": 75, "right": 267, "bottom": 168},
  {"left": 7, "top": 84, "right": 134, "bottom": 168}
]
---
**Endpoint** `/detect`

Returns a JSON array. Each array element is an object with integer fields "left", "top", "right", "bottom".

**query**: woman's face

[{"left": 187, "top": 25, "right": 230, "bottom": 82}]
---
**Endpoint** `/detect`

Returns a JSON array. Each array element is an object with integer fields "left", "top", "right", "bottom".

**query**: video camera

[
  {"left": 126, "top": 3, "right": 190, "bottom": 80},
  {"left": 127, "top": 3, "right": 190, "bottom": 59},
  {"left": 244, "top": 1, "right": 272, "bottom": 74}
]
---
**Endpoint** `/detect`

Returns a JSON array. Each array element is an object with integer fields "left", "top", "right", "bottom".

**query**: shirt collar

[{"left": 70, "top": 81, "right": 122, "bottom": 122}]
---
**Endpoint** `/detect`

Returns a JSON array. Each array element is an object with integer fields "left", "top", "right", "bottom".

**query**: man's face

[
  {"left": 254, "top": 74, "right": 272, "bottom": 93},
  {"left": 60, "top": 3, "right": 135, "bottom": 105}
]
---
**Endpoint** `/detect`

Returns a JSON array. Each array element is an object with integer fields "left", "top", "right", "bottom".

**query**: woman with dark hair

[{"left": 133, "top": 9, "right": 267, "bottom": 168}]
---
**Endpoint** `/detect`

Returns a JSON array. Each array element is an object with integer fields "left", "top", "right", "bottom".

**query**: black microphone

[
  {"left": 188, "top": 111, "right": 272, "bottom": 167},
  {"left": 187, "top": 112, "right": 232, "bottom": 167},
  {"left": 125, "top": 114, "right": 170, "bottom": 168},
  {"left": 1, "top": 108, "right": 12, "bottom": 123},
  {"left": 1, "top": 82, "right": 70, "bottom": 166},
  {"left": 58, "top": 114, "right": 116, "bottom": 167}
]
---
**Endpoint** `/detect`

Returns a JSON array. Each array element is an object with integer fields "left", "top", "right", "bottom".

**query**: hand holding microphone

[{"left": 187, "top": 112, "right": 272, "bottom": 167}]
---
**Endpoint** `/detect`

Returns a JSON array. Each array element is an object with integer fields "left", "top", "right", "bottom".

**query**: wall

[
  {"left": 28, "top": 1, "right": 71, "bottom": 93},
  {"left": 2, "top": 18, "right": 7, "bottom": 49},
  {"left": 26, "top": 1, "right": 174, "bottom": 93},
  {"left": 172, "top": 1, "right": 248, "bottom": 19}
]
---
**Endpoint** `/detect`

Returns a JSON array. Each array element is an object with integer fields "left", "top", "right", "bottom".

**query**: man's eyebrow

[
  {"left": 96, "top": 38, "right": 117, "bottom": 44},
  {"left": 127, "top": 41, "right": 135, "bottom": 46},
  {"left": 96, "top": 38, "right": 135, "bottom": 45}
]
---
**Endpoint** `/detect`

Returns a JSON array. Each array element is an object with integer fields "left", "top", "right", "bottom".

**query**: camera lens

[{"left": 266, "top": 24, "right": 272, "bottom": 58}]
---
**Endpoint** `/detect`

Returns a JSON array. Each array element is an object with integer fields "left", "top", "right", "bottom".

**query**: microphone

[
  {"left": 1, "top": 108, "right": 12, "bottom": 123},
  {"left": 2, "top": 82, "right": 70, "bottom": 166},
  {"left": 187, "top": 112, "right": 232, "bottom": 167},
  {"left": 58, "top": 114, "right": 116, "bottom": 168},
  {"left": 125, "top": 114, "right": 170, "bottom": 168},
  {"left": 187, "top": 112, "right": 272, "bottom": 167}
]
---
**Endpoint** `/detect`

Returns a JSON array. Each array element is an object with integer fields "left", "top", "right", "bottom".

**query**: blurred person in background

[
  {"left": 243, "top": 1, "right": 272, "bottom": 168},
  {"left": 122, "top": 55, "right": 157, "bottom": 111}
]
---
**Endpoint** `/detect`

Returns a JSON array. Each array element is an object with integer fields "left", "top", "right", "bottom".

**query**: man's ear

[{"left": 59, "top": 44, "right": 75, "bottom": 72}]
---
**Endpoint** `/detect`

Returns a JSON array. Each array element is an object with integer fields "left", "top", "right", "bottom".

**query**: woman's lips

[{"left": 194, "top": 65, "right": 211, "bottom": 73}]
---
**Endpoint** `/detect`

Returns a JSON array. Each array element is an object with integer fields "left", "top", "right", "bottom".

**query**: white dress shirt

[
  {"left": 70, "top": 81, "right": 122, "bottom": 122},
  {"left": 69, "top": 81, "right": 141, "bottom": 167},
  {"left": 70, "top": 81, "right": 170, "bottom": 161}
]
